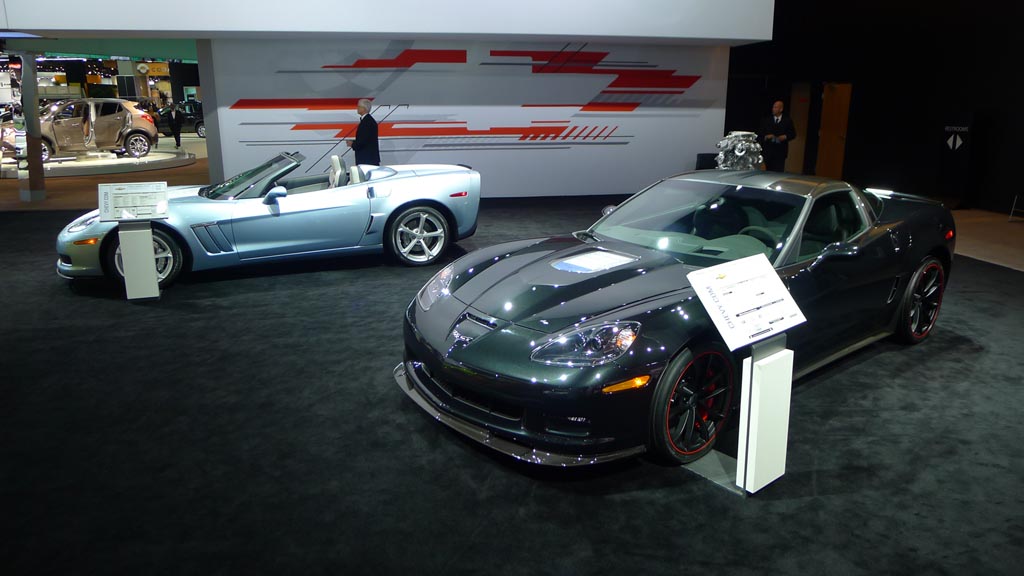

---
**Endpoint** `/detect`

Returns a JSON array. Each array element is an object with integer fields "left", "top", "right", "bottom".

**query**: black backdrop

[{"left": 725, "top": 0, "right": 1016, "bottom": 212}]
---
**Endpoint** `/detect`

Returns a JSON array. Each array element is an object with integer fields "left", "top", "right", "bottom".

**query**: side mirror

[
  {"left": 601, "top": 205, "right": 617, "bottom": 217},
  {"left": 809, "top": 242, "right": 859, "bottom": 270},
  {"left": 263, "top": 186, "right": 287, "bottom": 205}
]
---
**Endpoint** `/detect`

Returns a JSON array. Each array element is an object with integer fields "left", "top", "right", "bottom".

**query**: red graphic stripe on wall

[
  {"left": 290, "top": 121, "right": 618, "bottom": 142},
  {"left": 231, "top": 98, "right": 364, "bottom": 110},
  {"left": 491, "top": 50, "right": 700, "bottom": 91},
  {"left": 323, "top": 49, "right": 467, "bottom": 69},
  {"left": 580, "top": 103, "right": 640, "bottom": 112}
]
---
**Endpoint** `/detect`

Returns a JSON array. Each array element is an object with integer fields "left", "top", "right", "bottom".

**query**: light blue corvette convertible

[{"left": 56, "top": 152, "right": 481, "bottom": 287}]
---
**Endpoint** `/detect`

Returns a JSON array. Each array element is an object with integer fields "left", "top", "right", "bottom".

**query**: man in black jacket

[
  {"left": 167, "top": 103, "right": 184, "bottom": 149},
  {"left": 346, "top": 98, "right": 381, "bottom": 165},
  {"left": 758, "top": 100, "right": 796, "bottom": 172}
]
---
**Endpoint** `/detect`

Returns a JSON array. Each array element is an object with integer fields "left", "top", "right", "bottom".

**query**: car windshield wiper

[{"left": 573, "top": 230, "right": 601, "bottom": 243}]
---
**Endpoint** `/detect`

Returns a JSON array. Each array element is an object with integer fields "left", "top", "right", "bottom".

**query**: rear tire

[
  {"left": 195, "top": 122, "right": 206, "bottom": 138},
  {"left": 104, "top": 227, "right": 185, "bottom": 289},
  {"left": 386, "top": 205, "right": 450, "bottom": 266},
  {"left": 41, "top": 140, "right": 52, "bottom": 163},
  {"left": 648, "top": 341, "right": 737, "bottom": 465},
  {"left": 895, "top": 256, "right": 945, "bottom": 344},
  {"left": 124, "top": 133, "right": 152, "bottom": 157}
]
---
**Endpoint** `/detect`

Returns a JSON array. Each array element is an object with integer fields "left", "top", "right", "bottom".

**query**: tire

[
  {"left": 195, "top": 122, "right": 206, "bottom": 138},
  {"left": 895, "top": 256, "right": 946, "bottom": 344},
  {"left": 648, "top": 341, "right": 737, "bottom": 465},
  {"left": 41, "top": 140, "right": 52, "bottom": 163},
  {"left": 386, "top": 205, "right": 450, "bottom": 266},
  {"left": 104, "top": 227, "right": 185, "bottom": 289},
  {"left": 124, "top": 133, "right": 152, "bottom": 158}
]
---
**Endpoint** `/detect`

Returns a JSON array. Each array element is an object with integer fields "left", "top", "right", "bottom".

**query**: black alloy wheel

[
  {"left": 648, "top": 342, "right": 737, "bottom": 465},
  {"left": 897, "top": 255, "right": 946, "bottom": 344}
]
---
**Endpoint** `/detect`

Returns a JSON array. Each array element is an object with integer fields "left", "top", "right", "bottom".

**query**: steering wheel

[{"left": 737, "top": 226, "right": 778, "bottom": 247}]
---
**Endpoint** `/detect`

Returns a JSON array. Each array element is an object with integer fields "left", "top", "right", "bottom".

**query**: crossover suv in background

[{"left": 2, "top": 98, "right": 158, "bottom": 162}]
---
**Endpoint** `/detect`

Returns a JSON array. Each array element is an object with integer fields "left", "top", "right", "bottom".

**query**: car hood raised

[{"left": 451, "top": 236, "right": 695, "bottom": 333}]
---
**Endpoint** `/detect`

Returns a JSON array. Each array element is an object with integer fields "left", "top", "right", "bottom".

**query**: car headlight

[
  {"left": 417, "top": 263, "right": 455, "bottom": 311},
  {"left": 531, "top": 322, "right": 640, "bottom": 367},
  {"left": 67, "top": 214, "right": 100, "bottom": 233}
]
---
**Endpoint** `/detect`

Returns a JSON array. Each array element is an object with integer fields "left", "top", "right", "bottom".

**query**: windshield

[
  {"left": 202, "top": 153, "right": 303, "bottom": 200},
  {"left": 592, "top": 178, "right": 806, "bottom": 267}
]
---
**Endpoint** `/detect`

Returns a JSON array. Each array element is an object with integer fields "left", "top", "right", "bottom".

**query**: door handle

[{"left": 367, "top": 186, "right": 375, "bottom": 199}]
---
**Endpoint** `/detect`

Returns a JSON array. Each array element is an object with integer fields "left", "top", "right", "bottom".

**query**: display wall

[{"left": 204, "top": 39, "right": 729, "bottom": 197}]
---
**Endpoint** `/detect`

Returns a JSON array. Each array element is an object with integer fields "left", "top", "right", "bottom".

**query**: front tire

[
  {"left": 104, "top": 227, "right": 185, "bottom": 288},
  {"left": 124, "top": 133, "right": 152, "bottom": 157},
  {"left": 895, "top": 256, "right": 946, "bottom": 344},
  {"left": 387, "top": 205, "right": 450, "bottom": 266},
  {"left": 648, "top": 342, "right": 737, "bottom": 465},
  {"left": 41, "top": 140, "right": 52, "bottom": 162}
]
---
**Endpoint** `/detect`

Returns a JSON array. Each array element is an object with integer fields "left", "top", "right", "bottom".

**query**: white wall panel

[
  {"left": 210, "top": 39, "right": 728, "bottom": 198},
  {"left": 2, "top": 1, "right": 773, "bottom": 44}
]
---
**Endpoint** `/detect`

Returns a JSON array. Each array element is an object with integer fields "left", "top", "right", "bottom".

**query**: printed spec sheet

[
  {"left": 99, "top": 182, "right": 169, "bottom": 222},
  {"left": 687, "top": 253, "right": 806, "bottom": 351}
]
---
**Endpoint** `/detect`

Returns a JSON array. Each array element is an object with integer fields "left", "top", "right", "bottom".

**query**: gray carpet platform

[{"left": 1, "top": 198, "right": 1021, "bottom": 575}]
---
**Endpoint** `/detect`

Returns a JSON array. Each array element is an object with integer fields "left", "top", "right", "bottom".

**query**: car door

[
  {"left": 777, "top": 190, "right": 900, "bottom": 367},
  {"left": 50, "top": 102, "right": 88, "bottom": 151},
  {"left": 92, "top": 101, "right": 127, "bottom": 148},
  {"left": 230, "top": 181, "right": 373, "bottom": 260}
]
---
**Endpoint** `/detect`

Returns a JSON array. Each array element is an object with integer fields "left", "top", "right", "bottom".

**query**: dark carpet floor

[{"left": 1, "top": 198, "right": 1022, "bottom": 575}]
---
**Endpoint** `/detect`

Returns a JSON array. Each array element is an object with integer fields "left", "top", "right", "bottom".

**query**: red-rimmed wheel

[
  {"left": 648, "top": 342, "right": 736, "bottom": 465},
  {"left": 896, "top": 256, "right": 946, "bottom": 344}
]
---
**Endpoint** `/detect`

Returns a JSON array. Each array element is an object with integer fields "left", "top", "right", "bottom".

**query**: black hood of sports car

[{"left": 451, "top": 236, "right": 695, "bottom": 333}]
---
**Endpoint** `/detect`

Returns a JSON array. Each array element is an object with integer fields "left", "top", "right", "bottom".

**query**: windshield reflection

[
  {"left": 202, "top": 153, "right": 302, "bottom": 200},
  {"left": 592, "top": 179, "right": 806, "bottom": 266}
]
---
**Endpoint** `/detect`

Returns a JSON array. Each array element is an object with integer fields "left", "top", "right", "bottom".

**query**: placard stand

[
  {"left": 682, "top": 334, "right": 793, "bottom": 496},
  {"left": 98, "top": 182, "right": 168, "bottom": 302},
  {"left": 118, "top": 221, "right": 161, "bottom": 300}
]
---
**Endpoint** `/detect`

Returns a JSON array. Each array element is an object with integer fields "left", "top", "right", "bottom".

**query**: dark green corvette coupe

[{"left": 394, "top": 170, "right": 956, "bottom": 466}]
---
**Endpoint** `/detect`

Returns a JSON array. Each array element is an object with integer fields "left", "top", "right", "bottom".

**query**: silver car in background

[{"left": 55, "top": 151, "right": 481, "bottom": 288}]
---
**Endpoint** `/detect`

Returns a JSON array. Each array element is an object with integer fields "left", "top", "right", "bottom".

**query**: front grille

[{"left": 410, "top": 354, "right": 523, "bottom": 423}]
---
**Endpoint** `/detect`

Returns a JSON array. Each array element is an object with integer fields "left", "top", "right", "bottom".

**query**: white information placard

[
  {"left": 687, "top": 253, "right": 806, "bottom": 351},
  {"left": 99, "top": 182, "right": 169, "bottom": 222}
]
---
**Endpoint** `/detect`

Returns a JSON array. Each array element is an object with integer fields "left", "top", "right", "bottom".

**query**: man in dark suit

[
  {"left": 346, "top": 98, "right": 381, "bottom": 165},
  {"left": 758, "top": 100, "right": 797, "bottom": 172},
  {"left": 167, "top": 103, "right": 184, "bottom": 149}
]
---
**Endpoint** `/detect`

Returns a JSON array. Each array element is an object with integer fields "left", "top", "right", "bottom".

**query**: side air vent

[{"left": 191, "top": 222, "right": 235, "bottom": 254}]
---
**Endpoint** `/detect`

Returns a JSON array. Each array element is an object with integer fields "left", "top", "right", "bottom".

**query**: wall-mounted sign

[
  {"left": 687, "top": 253, "right": 806, "bottom": 351},
  {"left": 99, "top": 182, "right": 169, "bottom": 222}
]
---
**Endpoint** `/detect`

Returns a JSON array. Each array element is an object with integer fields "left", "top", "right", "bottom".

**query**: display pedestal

[
  {"left": 683, "top": 334, "right": 793, "bottom": 496},
  {"left": 118, "top": 221, "right": 160, "bottom": 301}
]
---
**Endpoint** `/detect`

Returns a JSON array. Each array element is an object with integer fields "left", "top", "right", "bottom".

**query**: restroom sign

[{"left": 944, "top": 125, "right": 968, "bottom": 151}]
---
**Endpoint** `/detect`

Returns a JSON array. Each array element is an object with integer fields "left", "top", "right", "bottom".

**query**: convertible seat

[{"left": 329, "top": 155, "right": 348, "bottom": 187}]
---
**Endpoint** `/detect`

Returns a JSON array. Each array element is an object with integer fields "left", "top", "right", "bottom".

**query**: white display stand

[
  {"left": 117, "top": 222, "right": 161, "bottom": 300},
  {"left": 98, "top": 182, "right": 169, "bottom": 301},
  {"left": 683, "top": 255, "right": 805, "bottom": 496},
  {"left": 736, "top": 335, "right": 794, "bottom": 493}
]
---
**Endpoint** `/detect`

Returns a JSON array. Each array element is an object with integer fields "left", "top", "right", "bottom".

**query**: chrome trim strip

[{"left": 394, "top": 362, "right": 645, "bottom": 467}]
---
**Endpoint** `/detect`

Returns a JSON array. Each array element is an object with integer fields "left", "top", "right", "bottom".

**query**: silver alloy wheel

[
  {"left": 126, "top": 133, "right": 151, "bottom": 157},
  {"left": 394, "top": 210, "right": 447, "bottom": 264},
  {"left": 196, "top": 123, "right": 206, "bottom": 138},
  {"left": 113, "top": 233, "right": 176, "bottom": 282},
  {"left": 41, "top": 141, "right": 51, "bottom": 163}
]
